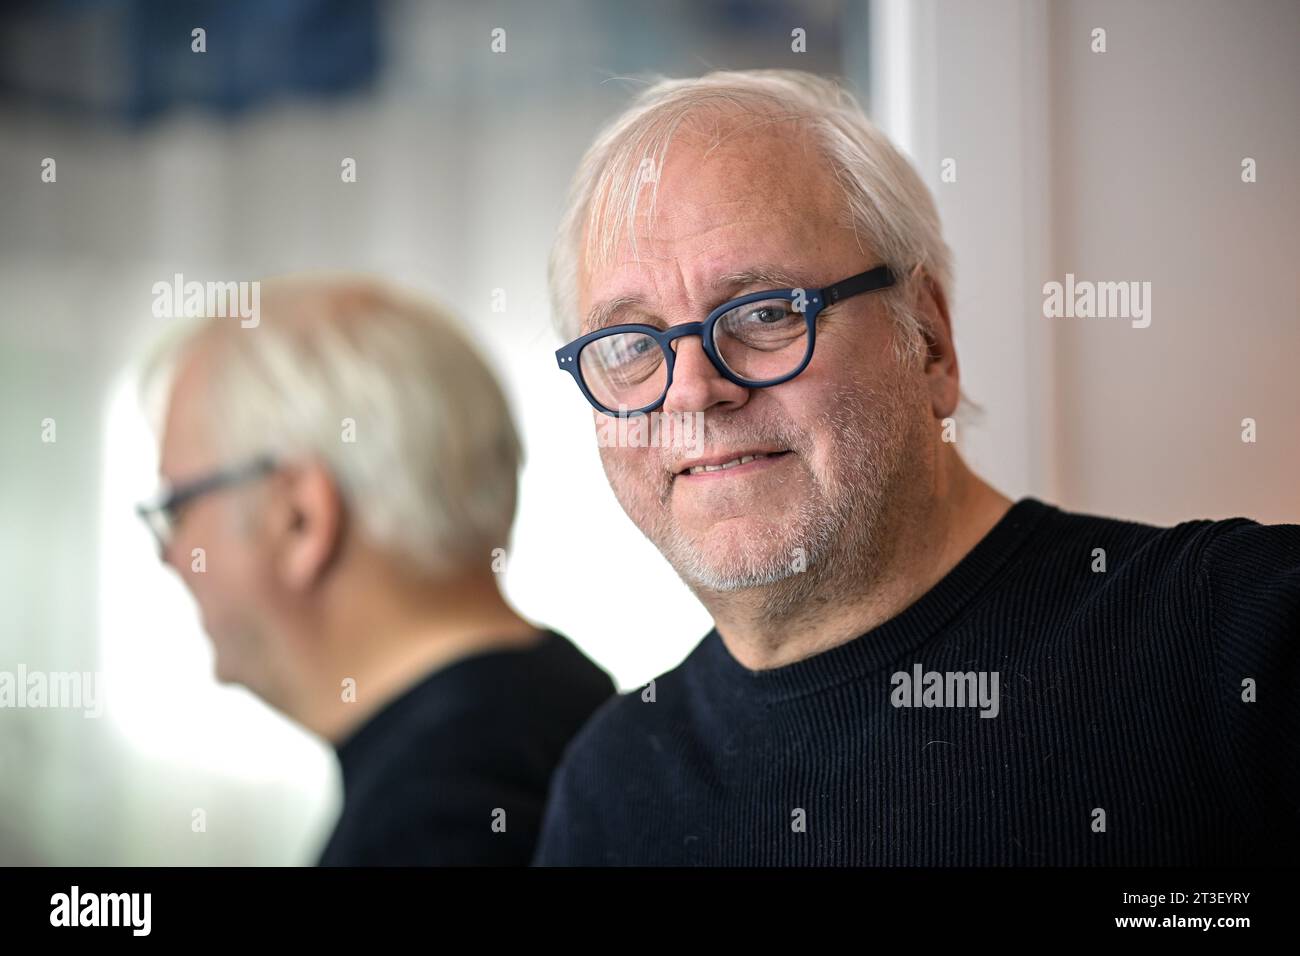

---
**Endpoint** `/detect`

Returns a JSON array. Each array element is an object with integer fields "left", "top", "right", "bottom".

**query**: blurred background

[{"left": 0, "top": 0, "right": 1296, "bottom": 864}]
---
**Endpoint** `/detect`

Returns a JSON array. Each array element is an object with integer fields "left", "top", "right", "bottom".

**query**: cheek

[
  {"left": 179, "top": 504, "right": 264, "bottom": 591},
  {"left": 597, "top": 442, "right": 658, "bottom": 490},
  {"left": 812, "top": 305, "right": 899, "bottom": 369},
  {"left": 764, "top": 359, "right": 880, "bottom": 473},
  {"left": 799, "top": 312, "right": 917, "bottom": 414}
]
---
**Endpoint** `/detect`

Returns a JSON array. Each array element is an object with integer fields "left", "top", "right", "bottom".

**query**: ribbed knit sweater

[{"left": 533, "top": 497, "right": 1300, "bottom": 865}]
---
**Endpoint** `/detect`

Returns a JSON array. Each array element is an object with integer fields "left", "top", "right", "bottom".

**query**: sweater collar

[{"left": 695, "top": 497, "right": 1055, "bottom": 704}]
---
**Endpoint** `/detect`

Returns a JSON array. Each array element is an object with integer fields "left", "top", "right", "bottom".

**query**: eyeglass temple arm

[
  {"left": 137, "top": 454, "right": 276, "bottom": 516},
  {"left": 821, "top": 264, "right": 898, "bottom": 306}
]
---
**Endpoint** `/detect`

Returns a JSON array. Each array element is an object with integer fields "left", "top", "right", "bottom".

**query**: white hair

[
  {"left": 142, "top": 275, "right": 521, "bottom": 576},
  {"left": 548, "top": 69, "right": 955, "bottom": 369}
]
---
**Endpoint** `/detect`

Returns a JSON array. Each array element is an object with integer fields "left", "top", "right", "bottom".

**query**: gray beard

[{"left": 609, "top": 362, "right": 922, "bottom": 621}]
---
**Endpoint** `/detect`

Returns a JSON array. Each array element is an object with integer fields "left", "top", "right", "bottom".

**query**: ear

[
  {"left": 271, "top": 461, "right": 344, "bottom": 592},
  {"left": 909, "top": 266, "right": 960, "bottom": 419}
]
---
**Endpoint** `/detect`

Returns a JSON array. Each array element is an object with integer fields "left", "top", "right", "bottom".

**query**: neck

[
  {"left": 278, "top": 565, "right": 543, "bottom": 744},
  {"left": 701, "top": 447, "right": 1012, "bottom": 670}
]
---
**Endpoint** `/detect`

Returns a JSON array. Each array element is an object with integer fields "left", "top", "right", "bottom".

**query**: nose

[{"left": 661, "top": 334, "right": 749, "bottom": 415}]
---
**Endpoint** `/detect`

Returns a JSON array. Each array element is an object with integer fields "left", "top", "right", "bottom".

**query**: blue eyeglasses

[{"left": 556, "top": 264, "right": 897, "bottom": 416}]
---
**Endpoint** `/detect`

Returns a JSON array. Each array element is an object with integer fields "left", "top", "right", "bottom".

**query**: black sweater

[
  {"left": 317, "top": 630, "right": 613, "bottom": 866},
  {"left": 533, "top": 497, "right": 1300, "bottom": 865}
]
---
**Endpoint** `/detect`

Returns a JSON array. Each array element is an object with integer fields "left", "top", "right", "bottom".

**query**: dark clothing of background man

[{"left": 319, "top": 630, "right": 613, "bottom": 865}]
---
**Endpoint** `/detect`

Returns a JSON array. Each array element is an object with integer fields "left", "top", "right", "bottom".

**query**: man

[
  {"left": 534, "top": 70, "right": 1300, "bottom": 865},
  {"left": 138, "top": 276, "right": 613, "bottom": 865}
]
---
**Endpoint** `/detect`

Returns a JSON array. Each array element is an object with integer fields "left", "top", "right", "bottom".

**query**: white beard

[{"left": 603, "top": 354, "right": 925, "bottom": 608}]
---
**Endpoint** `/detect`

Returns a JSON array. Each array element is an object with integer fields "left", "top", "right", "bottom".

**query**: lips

[{"left": 673, "top": 449, "right": 792, "bottom": 477}]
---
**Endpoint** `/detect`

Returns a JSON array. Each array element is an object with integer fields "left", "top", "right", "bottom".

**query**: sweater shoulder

[
  {"left": 1019, "top": 503, "right": 1300, "bottom": 648},
  {"left": 1193, "top": 512, "right": 1300, "bottom": 570},
  {"left": 1027, "top": 501, "right": 1255, "bottom": 584},
  {"left": 1049, "top": 502, "right": 1299, "bottom": 570},
  {"left": 551, "top": 642, "right": 703, "bottom": 770},
  {"left": 1192, "top": 514, "right": 1300, "bottom": 635}
]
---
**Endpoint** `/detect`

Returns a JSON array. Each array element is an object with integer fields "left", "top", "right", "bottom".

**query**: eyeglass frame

[
  {"left": 135, "top": 454, "right": 278, "bottom": 553},
  {"left": 555, "top": 264, "right": 898, "bottom": 416}
]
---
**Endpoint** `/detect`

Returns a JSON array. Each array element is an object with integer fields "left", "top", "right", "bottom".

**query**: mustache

[{"left": 660, "top": 414, "right": 803, "bottom": 473}]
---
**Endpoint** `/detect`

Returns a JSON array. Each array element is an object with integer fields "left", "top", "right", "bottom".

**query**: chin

[
  {"left": 681, "top": 553, "right": 802, "bottom": 592},
  {"left": 690, "top": 510, "right": 787, "bottom": 548},
  {"left": 210, "top": 655, "right": 240, "bottom": 686},
  {"left": 668, "top": 523, "right": 802, "bottom": 590},
  {"left": 205, "top": 630, "right": 247, "bottom": 687}
]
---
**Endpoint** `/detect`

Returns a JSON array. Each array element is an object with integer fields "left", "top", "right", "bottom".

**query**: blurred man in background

[{"left": 138, "top": 276, "right": 613, "bottom": 865}]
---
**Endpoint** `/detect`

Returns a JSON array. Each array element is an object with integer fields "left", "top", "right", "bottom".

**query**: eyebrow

[
  {"left": 712, "top": 266, "right": 803, "bottom": 291},
  {"left": 582, "top": 266, "right": 807, "bottom": 334},
  {"left": 585, "top": 294, "right": 645, "bottom": 335}
]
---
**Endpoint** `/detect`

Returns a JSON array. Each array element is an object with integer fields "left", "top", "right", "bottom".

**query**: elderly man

[
  {"left": 535, "top": 70, "right": 1300, "bottom": 865},
  {"left": 138, "top": 276, "right": 613, "bottom": 865}
]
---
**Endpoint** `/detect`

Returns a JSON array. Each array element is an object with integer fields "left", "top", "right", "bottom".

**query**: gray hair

[
  {"left": 548, "top": 69, "right": 955, "bottom": 369},
  {"left": 141, "top": 276, "right": 521, "bottom": 576}
]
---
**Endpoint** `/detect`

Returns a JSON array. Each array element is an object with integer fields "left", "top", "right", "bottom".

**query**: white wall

[
  {"left": 876, "top": 0, "right": 1299, "bottom": 524},
  {"left": 872, "top": 0, "right": 1054, "bottom": 501},
  {"left": 1047, "top": 0, "right": 1299, "bottom": 523}
]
